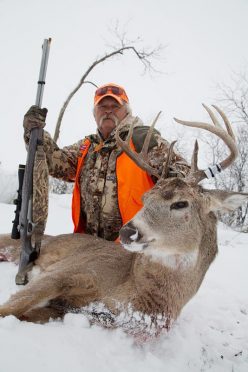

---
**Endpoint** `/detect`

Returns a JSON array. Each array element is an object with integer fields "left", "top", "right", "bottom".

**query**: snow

[
  {"left": 0, "top": 190, "right": 248, "bottom": 371},
  {"left": 0, "top": 165, "right": 17, "bottom": 204}
]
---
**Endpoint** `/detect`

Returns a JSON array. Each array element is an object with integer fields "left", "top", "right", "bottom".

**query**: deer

[{"left": 0, "top": 105, "right": 247, "bottom": 339}]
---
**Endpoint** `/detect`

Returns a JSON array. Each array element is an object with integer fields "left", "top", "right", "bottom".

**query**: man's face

[{"left": 94, "top": 96, "right": 128, "bottom": 139}]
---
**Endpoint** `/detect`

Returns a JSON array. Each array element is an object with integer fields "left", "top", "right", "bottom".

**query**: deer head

[{"left": 117, "top": 105, "right": 248, "bottom": 266}]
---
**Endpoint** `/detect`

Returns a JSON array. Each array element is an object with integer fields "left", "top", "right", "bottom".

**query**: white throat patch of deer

[{"left": 0, "top": 105, "right": 248, "bottom": 339}]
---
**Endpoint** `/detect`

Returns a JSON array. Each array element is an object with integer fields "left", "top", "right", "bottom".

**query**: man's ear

[{"left": 203, "top": 190, "right": 248, "bottom": 213}]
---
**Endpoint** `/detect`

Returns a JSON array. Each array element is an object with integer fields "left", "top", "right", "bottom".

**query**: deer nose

[{"left": 119, "top": 222, "right": 142, "bottom": 244}]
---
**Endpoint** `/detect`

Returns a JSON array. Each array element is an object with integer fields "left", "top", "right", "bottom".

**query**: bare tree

[
  {"left": 216, "top": 69, "right": 248, "bottom": 125},
  {"left": 53, "top": 26, "right": 164, "bottom": 143},
  {"left": 202, "top": 69, "right": 248, "bottom": 230},
  {"left": 49, "top": 25, "right": 164, "bottom": 194}
]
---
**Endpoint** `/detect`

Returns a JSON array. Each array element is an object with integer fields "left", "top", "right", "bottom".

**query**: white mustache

[{"left": 100, "top": 115, "right": 119, "bottom": 126}]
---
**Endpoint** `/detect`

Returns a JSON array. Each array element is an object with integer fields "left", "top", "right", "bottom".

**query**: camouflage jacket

[{"left": 25, "top": 114, "right": 190, "bottom": 241}]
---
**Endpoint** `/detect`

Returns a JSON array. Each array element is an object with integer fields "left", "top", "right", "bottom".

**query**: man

[{"left": 24, "top": 83, "right": 189, "bottom": 241}]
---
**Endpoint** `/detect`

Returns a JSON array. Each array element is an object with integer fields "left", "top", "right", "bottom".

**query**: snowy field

[{"left": 0, "top": 190, "right": 247, "bottom": 371}]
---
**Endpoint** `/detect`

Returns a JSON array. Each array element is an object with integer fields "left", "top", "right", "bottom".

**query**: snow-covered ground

[
  {"left": 0, "top": 192, "right": 247, "bottom": 372},
  {"left": 0, "top": 166, "right": 17, "bottom": 204}
]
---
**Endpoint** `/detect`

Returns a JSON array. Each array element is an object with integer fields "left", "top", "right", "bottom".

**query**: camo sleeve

[
  {"left": 24, "top": 129, "right": 82, "bottom": 181},
  {"left": 147, "top": 133, "right": 190, "bottom": 179}
]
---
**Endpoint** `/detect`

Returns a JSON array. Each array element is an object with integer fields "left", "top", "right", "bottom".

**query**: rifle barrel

[{"left": 35, "top": 38, "right": 52, "bottom": 108}]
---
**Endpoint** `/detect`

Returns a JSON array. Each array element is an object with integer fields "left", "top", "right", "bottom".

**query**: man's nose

[{"left": 105, "top": 107, "right": 113, "bottom": 114}]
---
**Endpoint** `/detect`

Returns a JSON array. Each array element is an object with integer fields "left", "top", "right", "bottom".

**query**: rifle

[{"left": 15, "top": 38, "right": 51, "bottom": 285}]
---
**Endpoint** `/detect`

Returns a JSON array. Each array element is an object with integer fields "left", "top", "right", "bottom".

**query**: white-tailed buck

[{"left": 0, "top": 105, "right": 247, "bottom": 338}]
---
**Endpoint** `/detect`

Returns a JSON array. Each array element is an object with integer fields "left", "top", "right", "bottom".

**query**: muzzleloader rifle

[{"left": 13, "top": 38, "right": 51, "bottom": 285}]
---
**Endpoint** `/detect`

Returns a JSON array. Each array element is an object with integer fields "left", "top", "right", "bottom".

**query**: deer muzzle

[
  {"left": 119, "top": 221, "right": 152, "bottom": 252},
  {"left": 120, "top": 221, "right": 142, "bottom": 245}
]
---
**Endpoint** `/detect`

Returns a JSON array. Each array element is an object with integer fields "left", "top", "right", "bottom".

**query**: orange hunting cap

[{"left": 94, "top": 83, "right": 129, "bottom": 106}]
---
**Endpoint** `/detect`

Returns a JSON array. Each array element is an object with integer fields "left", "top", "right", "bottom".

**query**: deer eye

[{"left": 170, "top": 201, "right": 189, "bottom": 210}]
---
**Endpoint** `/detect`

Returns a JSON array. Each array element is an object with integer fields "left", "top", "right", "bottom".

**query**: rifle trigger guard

[{"left": 27, "top": 221, "right": 35, "bottom": 236}]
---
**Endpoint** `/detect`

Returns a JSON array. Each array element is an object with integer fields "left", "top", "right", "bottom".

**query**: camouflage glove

[{"left": 23, "top": 105, "right": 48, "bottom": 130}]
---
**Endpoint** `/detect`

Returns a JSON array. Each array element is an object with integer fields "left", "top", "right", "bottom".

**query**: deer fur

[{"left": 0, "top": 178, "right": 247, "bottom": 337}]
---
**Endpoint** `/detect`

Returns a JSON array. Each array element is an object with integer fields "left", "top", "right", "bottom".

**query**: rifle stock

[{"left": 15, "top": 39, "right": 51, "bottom": 285}]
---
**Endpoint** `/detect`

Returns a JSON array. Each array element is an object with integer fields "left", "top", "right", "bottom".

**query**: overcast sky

[{"left": 0, "top": 0, "right": 247, "bottom": 171}]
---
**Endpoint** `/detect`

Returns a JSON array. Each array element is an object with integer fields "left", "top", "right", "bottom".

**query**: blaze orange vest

[{"left": 72, "top": 138, "right": 154, "bottom": 233}]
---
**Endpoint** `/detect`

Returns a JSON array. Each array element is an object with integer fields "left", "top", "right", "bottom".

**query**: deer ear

[{"left": 204, "top": 190, "right": 248, "bottom": 213}]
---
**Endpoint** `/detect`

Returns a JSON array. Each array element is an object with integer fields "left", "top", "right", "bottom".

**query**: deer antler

[
  {"left": 161, "top": 140, "right": 177, "bottom": 179},
  {"left": 115, "top": 112, "right": 162, "bottom": 179},
  {"left": 174, "top": 104, "right": 238, "bottom": 184}
]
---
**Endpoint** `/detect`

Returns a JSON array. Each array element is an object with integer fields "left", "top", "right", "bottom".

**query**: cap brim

[{"left": 94, "top": 93, "right": 124, "bottom": 106}]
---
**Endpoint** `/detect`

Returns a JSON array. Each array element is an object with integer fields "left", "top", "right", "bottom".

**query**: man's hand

[{"left": 23, "top": 105, "right": 48, "bottom": 130}]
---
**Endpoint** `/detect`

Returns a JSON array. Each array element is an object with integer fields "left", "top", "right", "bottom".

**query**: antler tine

[
  {"left": 115, "top": 117, "right": 160, "bottom": 179},
  {"left": 174, "top": 104, "right": 238, "bottom": 184},
  {"left": 161, "top": 140, "right": 177, "bottom": 179},
  {"left": 115, "top": 117, "right": 138, "bottom": 149},
  {"left": 202, "top": 103, "right": 221, "bottom": 128},
  {"left": 212, "top": 105, "right": 236, "bottom": 140},
  {"left": 191, "top": 140, "right": 199, "bottom": 172},
  {"left": 141, "top": 111, "right": 162, "bottom": 158},
  {"left": 126, "top": 117, "right": 137, "bottom": 143},
  {"left": 185, "top": 140, "right": 206, "bottom": 184}
]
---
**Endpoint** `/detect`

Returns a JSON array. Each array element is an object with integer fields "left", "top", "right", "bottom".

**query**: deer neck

[{"left": 131, "top": 252, "right": 200, "bottom": 317}]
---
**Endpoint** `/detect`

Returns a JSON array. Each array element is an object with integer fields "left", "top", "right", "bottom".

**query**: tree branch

[{"left": 53, "top": 36, "right": 164, "bottom": 143}]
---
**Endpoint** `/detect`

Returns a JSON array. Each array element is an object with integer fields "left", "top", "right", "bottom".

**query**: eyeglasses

[
  {"left": 95, "top": 86, "right": 125, "bottom": 97},
  {"left": 94, "top": 85, "right": 129, "bottom": 105}
]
